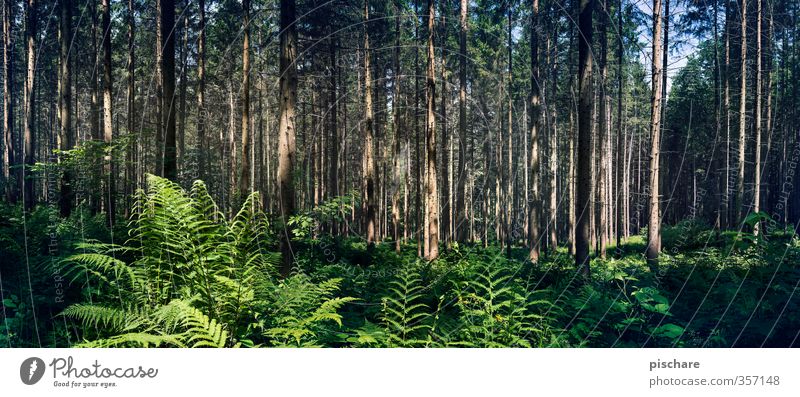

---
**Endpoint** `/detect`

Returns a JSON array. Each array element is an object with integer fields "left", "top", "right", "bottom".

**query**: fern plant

[
  {"left": 380, "top": 266, "right": 432, "bottom": 347},
  {"left": 57, "top": 175, "right": 352, "bottom": 348}
]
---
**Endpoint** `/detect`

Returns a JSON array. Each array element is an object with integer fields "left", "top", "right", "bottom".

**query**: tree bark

[
  {"left": 102, "top": 0, "right": 115, "bottom": 225},
  {"left": 753, "top": 0, "right": 762, "bottom": 234},
  {"left": 597, "top": 0, "right": 609, "bottom": 259},
  {"left": 161, "top": 0, "right": 177, "bottom": 181},
  {"left": 735, "top": 0, "right": 747, "bottom": 226},
  {"left": 2, "top": 0, "right": 14, "bottom": 203},
  {"left": 440, "top": 0, "right": 450, "bottom": 248},
  {"left": 23, "top": 0, "right": 36, "bottom": 211},
  {"left": 277, "top": 0, "right": 298, "bottom": 276},
  {"left": 529, "top": 0, "right": 541, "bottom": 262},
  {"left": 615, "top": 0, "right": 624, "bottom": 251},
  {"left": 424, "top": 0, "right": 439, "bottom": 261},
  {"left": 646, "top": 0, "right": 663, "bottom": 267},
  {"left": 239, "top": 0, "right": 252, "bottom": 197},
  {"left": 456, "top": 0, "right": 468, "bottom": 243},
  {"left": 59, "top": 0, "right": 73, "bottom": 217},
  {"left": 391, "top": 1, "right": 402, "bottom": 253},
  {"left": 363, "top": 0, "right": 378, "bottom": 247},
  {"left": 575, "top": 0, "right": 593, "bottom": 275},
  {"left": 125, "top": 0, "right": 136, "bottom": 216},
  {"left": 197, "top": 0, "right": 206, "bottom": 181}
]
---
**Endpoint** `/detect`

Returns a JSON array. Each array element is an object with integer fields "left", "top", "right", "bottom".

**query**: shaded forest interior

[{"left": 0, "top": 0, "right": 799, "bottom": 347}]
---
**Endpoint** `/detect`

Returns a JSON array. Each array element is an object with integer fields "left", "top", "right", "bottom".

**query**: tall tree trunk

[
  {"left": 23, "top": 0, "right": 36, "bottom": 211},
  {"left": 2, "top": 0, "right": 14, "bottom": 203},
  {"left": 178, "top": 8, "right": 188, "bottom": 174},
  {"left": 102, "top": 0, "right": 115, "bottom": 225},
  {"left": 529, "top": 0, "right": 541, "bottom": 262},
  {"left": 506, "top": 7, "right": 513, "bottom": 258},
  {"left": 363, "top": 0, "right": 378, "bottom": 247},
  {"left": 455, "top": 0, "right": 468, "bottom": 242},
  {"left": 646, "top": 0, "right": 663, "bottom": 267},
  {"left": 549, "top": 13, "right": 559, "bottom": 251},
  {"left": 424, "top": 0, "right": 439, "bottom": 261},
  {"left": 278, "top": 0, "right": 298, "bottom": 276},
  {"left": 597, "top": 0, "right": 608, "bottom": 259},
  {"left": 440, "top": 0, "right": 450, "bottom": 248},
  {"left": 615, "top": 0, "right": 624, "bottom": 251},
  {"left": 722, "top": 0, "right": 731, "bottom": 229},
  {"left": 753, "top": 0, "right": 762, "bottom": 234},
  {"left": 125, "top": 0, "right": 135, "bottom": 216},
  {"left": 415, "top": 0, "right": 423, "bottom": 257},
  {"left": 239, "top": 0, "right": 252, "bottom": 197},
  {"left": 196, "top": 0, "right": 206, "bottom": 181},
  {"left": 391, "top": 1, "right": 402, "bottom": 253},
  {"left": 59, "top": 0, "right": 73, "bottom": 217},
  {"left": 327, "top": 33, "right": 338, "bottom": 222},
  {"left": 735, "top": 0, "right": 747, "bottom": 226},
  {"left": 575, "top": 0, "right": 593, "bottom": 275},
  {"left": 154, "top": 0, "right": 164, "bottom": 177},
  {"left": 161, "top": 0, "right": 177, "bottom": 181}
]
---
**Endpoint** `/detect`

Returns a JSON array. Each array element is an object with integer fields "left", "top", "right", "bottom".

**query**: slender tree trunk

[
  {"left": 162, "top": 0, "right": 177, "bottom": 181},
  {"left": 391, "top": 1, "right": 402, "bottom": 253},
  {"left": 646, "top": 0, "right": 663, "bottom": 267},
  {"left": 415, "top": 0, "right": 423, "bottom": 257},
  {"left": 424, "top": 0, "right": 439, "bottom": 261},
  {"left": 363, "top": 0, "right": 378, "bottom": 247},
  {"left": 328, "top": 33, "right": 338, "bottom": 220},
  {"left": 239, "top": 0, "right": 252, "bottom": 197},
  {"left": 456, "top": 0, "right": 468, "bottom": 242},
  {"left": 753, "top": 0, "right": 762, "bottom": 234},
  {"left": 576, "top": 0, "right": 593, "bottom": 275},
  {"left": 155, "top": 0, "right": 164, "bottom": 177},
  {"left": 549, "top": 13, "right": 559, "bottom": 251},
  {"left": 278, "top": 0, "right": 298, "bottom": 276},
  {"left": 529, "top": 0, "right": 541, "bottom": 262},
  {"left": 2, "top": 1, "right": 14, "bottom": 203},
  {"left": 102, "top": 0, "right": 115, "bottom": 225},
  {"left": 439, "top": 0, "right": 450, "bottom": 248},
  {"left": 197, "top": 0, "right": 206, "bottom": 181},
  {"left": 59, "top": 0, "right": 73, "bottom": 217},
  {"left": 178, "top": 8, "right": 188, "bottom": 174},
  {"left": 23, "top": 0, "right": 37, "bottom": 211},
  {"left": 735, "top": 0, "right": 747, "bottom": 226},
  {"left": 597, "top": 0, "right": 608, "bottom": 259},
  {"left": 722, "top": 0, "right": 732, "bottom": 229},
  {"left": 125, "top": 0, "right": 136, "bottom": 216},
  {"left": 615, "top": 0, "right": 624, "bottom": 251}
]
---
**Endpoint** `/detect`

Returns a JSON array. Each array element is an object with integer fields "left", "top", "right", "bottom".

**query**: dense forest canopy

[{"left": 0, "top": 0, "right": 798, "bottom": 348}]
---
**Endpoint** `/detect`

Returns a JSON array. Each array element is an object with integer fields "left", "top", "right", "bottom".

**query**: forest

[{"left": 0, "top": 0, "right": 798, "bottom": 348}]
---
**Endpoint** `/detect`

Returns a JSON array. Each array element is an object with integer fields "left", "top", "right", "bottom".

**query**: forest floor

[{"left": 0, "top": 178, "right": 798, "bottom": 348}]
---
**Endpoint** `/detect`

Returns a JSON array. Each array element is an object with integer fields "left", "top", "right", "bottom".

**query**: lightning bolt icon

[{"left": 29, "top": 360, "right": 37, "bottom": 381}]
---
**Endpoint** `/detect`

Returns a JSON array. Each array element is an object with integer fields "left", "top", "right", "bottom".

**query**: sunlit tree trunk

[
  {"left": 529, "top": 0, "right": 541, "bottom": 262},
  {"left": 239, "top": 0, "right": 252, "bottom": 197},
  {"left": 391, "top": 1, "right": 402, "bottom": 253},
  {"left": 102, "top": 0, "right": 115, "bottom": 225},
  {"left": 197, "top": 0, "right": 206, "bottom": 181},
  {"left": 753, "top": 0, "right": 762, "bottom": 234},
  {"left": 277, "top": 0, "right": 298, "bottom": 276},
  {"left": 424, "top": 0, "right": 439, "bottom": 261},
  {"left": 23, "top": 0, "right": 37, "bottom": 211},
  {"left": 646, "top": 0, "right": 663, "bottom": 267},
  {"left": 735, "top": 0, "right": 747, "bottom": 226},
  {"left": 576, "top": 0, "right": 593, "bottom": 275},
  {"left": 363, "top": 0, "right": 378, "bottom": 247},
  {"left": 455, "top": 0, "right": 468, "bottom": 243}
]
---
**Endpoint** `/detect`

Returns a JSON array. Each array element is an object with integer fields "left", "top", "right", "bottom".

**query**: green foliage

[{"left": 56, "top": 175, "right": 353, "bottom": 348}]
